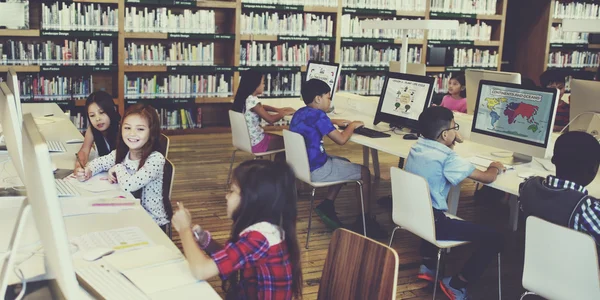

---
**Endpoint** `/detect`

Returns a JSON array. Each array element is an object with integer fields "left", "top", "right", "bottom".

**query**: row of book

[
  {"left": 158, "top": 108, "right": 201, "bottom": 130},
  {"left": 240, "top": 42, "right": 332, "bottom": 66},
  {"left": 430, "top": 72, "right": 456, "bottom": 94},
  {"left": 241, "top": 12, "right": 334, "bottom": 37},
  {"left": 42, "top": 2, "right": 118, "bottom": 32},
  {"left": 549, "top": 25, "right": 589, "bottom": 44},
  {"left": 553, "top": 1, "right": 600, "bottom": 19},
  {"left": 341, "top": 16, "right": 425, "bottom": 39},
  {"left": 247, "top": 72, "right": 302, "bottom": 97},
  {"left": 241, "top": 0, "right": 337, "bottom": 7},
  {"left": 339, "top": 74, "right": 385, "bottom": 96},
  {"left": 125, "top": 42, "right": 214, "bottom": 66},
  {"left": 124, "top": 74, "right": 232, "bottom": 98},
  {"left": 547, "top": 51, "right": 600, "bottom": 68},
  {"left": 125, "top": 7, "right": 216, "bottom": 34},
  {"left": 340, "top": 45, "right": 421, "bottom": 66},
  {"left": 0, "top": 40, "right": 113, "bottom": 66},
  {"left": 430, "top": 0, "right": 498, "bottom": 15},
  {"left": 67, "top": 111, "right": 89, "bottom": 132},
  {"left": 17, "top": 75, "right": 93, "bottom": 101},
  {"left": 342, "top": 0, "right": 427, "bottom": 11},
  {"left": 451, "top": 48, "right": 498, "bottom": 68},
  {"left": 428, "top": 21, "right": 492, "bottom": 41}
]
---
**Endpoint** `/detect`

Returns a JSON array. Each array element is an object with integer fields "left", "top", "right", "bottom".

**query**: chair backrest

[
  {"left": 229, "top": 110, "right": 253, "bottom": 153},
  {"left": 159, "top": 133, "right": 170, "bottom": 158},
  {"left": 162, "top": 157, "right": 175, "bottom": 220},
  {"left": 390, "top": 167, "right": 437, "bottom": 245},
  {"left": 318, "top": 228, "right": 399, "bottom": 300},
  {"left": 282, "top": 130, "right": 312, "bottom": 184},
  {"left": 522, "top": 216, "right": 600, "bottom": 300}
]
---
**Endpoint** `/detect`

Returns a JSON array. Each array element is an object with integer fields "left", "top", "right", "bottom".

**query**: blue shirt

[
  {"left": 289, "top": 106, "right": 335, "bottom": 171},
  {"left": 404, "top": 138, "right": 475, "bottom": 211}
]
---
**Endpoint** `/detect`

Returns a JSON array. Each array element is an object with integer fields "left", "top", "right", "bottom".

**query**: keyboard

[
  {"left": 339, "top": 126, "right": 391, "bottom": 138},
  {"left": 469, "top": 156, "right": 514, "bottom": 170},
  {"left": 55, "top": 179, "right": 81, "bottom": 197},
  {"left": 76, "top": 264, "right": 149, "bottom": 300},
  {"left": 47, "top": 140, "right": 67, "bottom": 152}
]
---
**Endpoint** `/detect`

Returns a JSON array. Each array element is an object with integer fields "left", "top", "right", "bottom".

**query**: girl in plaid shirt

[{"left": 172, "top": 160, "right": 302, "bottom": 300}]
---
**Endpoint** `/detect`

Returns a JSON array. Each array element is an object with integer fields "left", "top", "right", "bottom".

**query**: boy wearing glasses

[{"left": 404, "top": 106, "right": 505, "bottom": 300}]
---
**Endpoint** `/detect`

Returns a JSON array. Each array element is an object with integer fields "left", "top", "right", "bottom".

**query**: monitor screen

[
  {"left": 472, "top": 80, "right": 558, "bottom": 147},
  {"left": 374, "top": 72, "right": 434, "bottom": 130},
  {"left": 306, "top": 61, "right": 341, "bottom": 101}
]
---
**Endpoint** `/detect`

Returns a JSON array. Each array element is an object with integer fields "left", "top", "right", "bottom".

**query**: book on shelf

[
  {"left": 18, "top": 74, "right": 93, "bottom": 102},
  {"left": 430, "top": 0, "right": 497, "bottom": 15},
  {"left": 125, "top": 42, "right": 214, "bottom": 66},
  {"left": 428, "top": 21, "right": 491, "bottom": 41},
  {"left": 124, "top": 74, "right": 233, "bottom": 98},
  {"left": 339, "top": 73, "right": 385, "bottom": 95},
  {"left": 451, "top": 47, "right": 498, "bottom": 68},
  {"left": 343, "top": 0, "right": 427, "bottom": 11},
  {"left": 242, "top": 0, "right": 337, "bottom": 8},
  {"left": 341, "top": 45, "right": 422, "bottom": 67},
  {"left": 240, "top": 42, "right": 331, "bottom": 66},
  {"left": 341, "top": 15, "right": 425, "bottom": 39},
  {"left": 550, "top": 24, "right": 589, "bottom": 44},
  {"left": 158, "top": 108, "right": 200, "bottom": 130},
  {"left": 42, "top": 2, "right": 118, "bottom": 32},
  {"left": 125, "top": 7, "right": 215, "bottom": 33},
  {"left": 553, "top": 1, "right": 600, "bottom": 20},
  {"left": 547, "top": 50, "right": 600, "bottom": 68},
  {"left": 65, "top": 110, "right": 88, "bottom": 133},
  {"left": 241, "top": 12, "right": 333, "bottom": 37},
  {"left": 1, "top": 39, "right": 113, "bottom": 66}
]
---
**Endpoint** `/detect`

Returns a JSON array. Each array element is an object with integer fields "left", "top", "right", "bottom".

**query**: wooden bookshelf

[
  {"left": 0, "top": 66, "right": 41, "bottom": 72},
  {"left": 0, "top": 29, "right": 40, "bottom": 37},
  {"left": 195, "top": 97, "right": 234, "bottom": 104},
  {"left": 196, "top": 0, "right": 237, "bottom": 9},
  {"left": 123, "top": 32, "right": 168, "bottom": 39}
]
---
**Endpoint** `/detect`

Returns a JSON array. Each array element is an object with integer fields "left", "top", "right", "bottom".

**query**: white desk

[{"left": 1, "top": 104, "right": 221, "bottom": 299}]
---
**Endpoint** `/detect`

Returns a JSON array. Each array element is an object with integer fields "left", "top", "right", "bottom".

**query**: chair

[
  {"left": 520, "top": 216, "right": 600, "bottom": 300},
  {"left": 226, "top": 110, "right": 285, "bottom": 188},
  {"left": 318, "top": 228, "right": 399, "bottom": 300},
  {"left": 283, "top": 130, "right": 366, "bottom": 249},
  {"left": 159, "top": 133, "right": 170, "bottom": 158},
  {"left": 162, "top": 157, "right": 175, "bottom": 238},
  {"left": 387, "top": 167, "right": 501, "bottom": 300}
]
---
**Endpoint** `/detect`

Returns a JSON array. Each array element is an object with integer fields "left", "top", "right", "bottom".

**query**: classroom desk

[
  {"left": 0, "top": 104, "right": 221, "bottom": 299},
  {"left": 262, "top": 93, "right": 600, "bottom": 231}
]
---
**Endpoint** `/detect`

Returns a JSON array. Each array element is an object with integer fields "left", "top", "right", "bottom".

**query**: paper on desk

[
  {"left": 33, "top": 116, "right": 64, "bottom": 125},
  {"left": 122, "top": 260, "right": 199, "bottom": 295},
  {"left": 60, "top": 197, "right": 137, "bottom": 217},
  {"left": 104, "top": 245, "right": 183, "bottom": 272},
  {"left": 71, "top": 227, "right": 153, "bottom": 253},
  {"left": 66, "top": 174, "right": 119, "bottom": 193}
]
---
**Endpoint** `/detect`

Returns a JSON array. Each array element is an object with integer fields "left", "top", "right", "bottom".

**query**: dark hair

[
  {"left": 225, "top": 160, "right": 302, "bottom": 299},
  {"left": 86, "top": 91, "right": 121, "bottom": 156},
  {"left": 449, "top": 73, "right": 466, "bottom": 98},
  {"left": 521, "top": 77, "right": 538, "bottom": 88},
  {"left": 301, "top": 79, "right": 331, "bottom": 105},
  {"left": 232, "top": 70, "right": 263, "bottom": 113},
  {"left": 418, "top": 106, "right": 454, "bottom": 140},
  {"left": 540, "top": 69, "right": 566, "bottom": 87},
  {"left": 115, "top": 104, "right": 162, "bottom": 170},
  {"left": 552, "top": 131, "right": 600, "bottom": 186}
]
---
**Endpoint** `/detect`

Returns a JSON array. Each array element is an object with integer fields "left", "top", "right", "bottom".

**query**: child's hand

[
  {"left": 108, "top": 165, "right": 118, "bottom": 183},
  {"left": 172, "top": 202, "right": 192, "bottom": 232},
  {"left": 350, "top": 121, "right": 365, "bottom": 129},
  {"left": 489, "top": 162, "right": 506, "bottom": 174},
  {"left": 75, "top": 167, "right": 91, "bottom": 182},
  {"left": 280, "top": 107, "right": 296, "bottom": 116}
]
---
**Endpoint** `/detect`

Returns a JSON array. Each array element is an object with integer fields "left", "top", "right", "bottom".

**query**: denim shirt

[{"left": 405, "top": 138, "right": 475, "bottom": 211}]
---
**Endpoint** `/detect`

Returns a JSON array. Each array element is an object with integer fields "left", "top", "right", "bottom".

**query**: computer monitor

[
  {"left": 374, "top": 72, "right": 435, "bottom": 131},
  {"left": 569, "top": 79, "right": 600, "bottom": 134},
  {"left": 305, "top": 61, "right": 341, "bottom": 102},
  {"left": 466, "top": 69, "right": 521, "bottom": 115},
  {"left": 0, "top": 83, "right": 24, "bottom": 179},
  {"left": 471, "top": 80, "right": 559, "bottom": 163},
  {"left": 6, "top": 68, "right": 23, "bottom": 124},
  {"left": 389, "top": 62, "right": 426, "bottom": 76}
]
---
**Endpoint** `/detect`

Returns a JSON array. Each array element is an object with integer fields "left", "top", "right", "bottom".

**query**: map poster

[
  {"left": 306, "top": 62, "right": 340, "bottom": 97},
  {"left": 475, "top": 84, "right": 555, "bottom": 144},
  {"left": 380, "top": 78, "right": 432, "bottom": 121}
]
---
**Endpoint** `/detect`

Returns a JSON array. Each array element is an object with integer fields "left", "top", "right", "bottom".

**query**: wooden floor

[{"left": 167, "top": 133, "right": 538, "bottom": 300}]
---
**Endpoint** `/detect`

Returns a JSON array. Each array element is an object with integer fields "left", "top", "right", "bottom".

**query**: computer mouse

[
  {"left": 403, "top": 133, "right": 418, "bottom": 140},
  {"left": 82, "top": 247, "right": 115, "bottom": 261},
  {"left": 66, "top": 138, "right": 84, "bottom": 144}
]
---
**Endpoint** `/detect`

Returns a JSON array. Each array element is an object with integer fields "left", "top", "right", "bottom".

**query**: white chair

[
  {"left": 283, "top": 130, "right": 366, "bottom": 249},
  {"left": 520, "top": 216, "right": 600, "bottom": 300},
  {"left": 226, "top": 110, "right": 285, "bottom": 188},
  {"left": 388, "top": 167, "right": 501, "bottom": 300}
]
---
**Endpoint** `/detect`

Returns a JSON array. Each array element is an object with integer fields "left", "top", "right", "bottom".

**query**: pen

[
  {"left": 44, "top": 114, "right": 54, "bottom": 117},
  {"left": 75, "top": 153, "right": 85, "bottom": 168}
]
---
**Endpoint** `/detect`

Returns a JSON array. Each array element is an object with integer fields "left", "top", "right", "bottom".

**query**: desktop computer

[
  {"left": 465, "top": 69, "right": 522, "bottom": 115},
  {"left": 6, "top": 68, "right": 23, "bottom": 125},
  {"left": 0, "top": 83, "right": 25, "bottom": 180},
  {"left": 569, "top": 79, "right": 600, "bottom": 136},
  {"left": 470, "top": 80, "right": 559, "bottom": 163}
]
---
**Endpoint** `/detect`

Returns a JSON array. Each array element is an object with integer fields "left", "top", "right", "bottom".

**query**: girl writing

[{"left": 440, "top": 74, "right": 468, "bottom": 114}]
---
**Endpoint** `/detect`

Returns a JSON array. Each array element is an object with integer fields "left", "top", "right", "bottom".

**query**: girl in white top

[
  {"left": 75, "top": 104, "right": 169, "bottom": 230},
  {"left": 232, "top": 69, "right": 295, "bottom": 154}
]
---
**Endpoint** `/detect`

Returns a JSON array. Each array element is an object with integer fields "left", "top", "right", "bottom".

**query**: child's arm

[
  {"left": 75, "top": 128, "right": 94, "bottom": 170},
  {"left": 468, "top": 162, "right": 506, "bottom": 184},
  {"left": 111, "top": 152, "right": 165, "bottom": 192},
  {"left": 327, "top": 121, "right": 364, "bottom": 145}
]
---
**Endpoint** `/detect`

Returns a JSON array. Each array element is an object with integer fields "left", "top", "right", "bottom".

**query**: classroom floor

[{"left": 168, "top": 133, "right": 542, "bottom": 300}]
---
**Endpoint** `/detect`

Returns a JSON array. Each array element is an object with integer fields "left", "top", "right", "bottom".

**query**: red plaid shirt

[{"left": 211, "top": 222, "right": 293, "bottom": 300}]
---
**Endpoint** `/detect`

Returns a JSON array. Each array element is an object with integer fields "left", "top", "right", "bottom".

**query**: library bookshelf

[{"left": 0, "top": 0, "right": 508, "bottom": 134}]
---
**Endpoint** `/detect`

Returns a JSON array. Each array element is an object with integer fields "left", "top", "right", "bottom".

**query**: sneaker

[
  {"left": 349, "top": 215, "right": 388, "bottom": 239},
  {"left": 439, "top": 277, "right": 469, "bottom": 300},
  {"left": 417, "top": 264, "right": 436, "bottom": 283},
  {"left": 314, "top": 200, "right": 344, "bottom": 230}
]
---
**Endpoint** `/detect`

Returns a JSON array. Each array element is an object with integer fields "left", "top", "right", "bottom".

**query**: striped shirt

[{"left": 544, "top": 175, "right": 600, "bottom": 245}]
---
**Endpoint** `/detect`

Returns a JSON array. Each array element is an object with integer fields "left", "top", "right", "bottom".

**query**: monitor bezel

[
  {"left": 471, "top": 79, "right": 559, "bottom": 148},
  {"left": 305, "top": 61, "right": 341, "bottom": 101}
]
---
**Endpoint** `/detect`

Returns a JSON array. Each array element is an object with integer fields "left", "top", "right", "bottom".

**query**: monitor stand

[
  {"left": 488, "top": 151, "right": 532, "bottom": 165},
  {"left": 389, "top": 123, "right": 418, "bottom": 133},
  {"left": 0, "top": 198, "right": 31, "bottom": 298}
]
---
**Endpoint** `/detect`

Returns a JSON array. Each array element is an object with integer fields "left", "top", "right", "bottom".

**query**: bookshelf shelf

[
  {"left": 589, "top": 44, "right": 600, "bottom": 50},
  {"left": 124, "top": 65, "right": 168, "bottom": 72},
  {"left": 0, "top": 29, "right": 40, "bottom": 37},
  {"left": 75, "top": 0, "right": 119, "bottom": 3},
  {"left": 196, "top": 0, "right": 237, "bottom": 9},
  {"left": 124, "top": 32, "right": 169, "bottom": 39},
  {"left": 341, "top": 66, "right": 388, "bottom": 72},
  {"left": 195, "top": 97, "right": 234, "bottom": 104},
  {"left": 549, "top": 43, "right": 589, "bottom": 49},
  {"left": 0, "top": 66, "right": 41, "bottom": 72},
  {"left": 304, "top": 6, "right": 338, "bottom": 13},
  {"left": 426, "top": 66, "right": 446, "bottom": 73},
  {"left": 342, "top": 8, "right": 426, "bottom": 17},
  {"left": 237, "top": 66, "right": 307, "bottom": 72},
  {"left": 340, "top": 37, "right": 423, "bottom": 45},
  {"left": 39, "top": 65, "right": 117, "bottom": 72},
  {"left": 40, "top": 30, "right": 118, "bottom": 38},
  {"left": 240, "top": 34, "right": 335, "bottom": 42},
  {"left": 473, "top": 40, "right": 501, "bottom": 47}
]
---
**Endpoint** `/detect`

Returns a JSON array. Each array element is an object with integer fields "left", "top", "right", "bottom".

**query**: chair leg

[
  {"left": 226, "top": 150, "right": 237, "bottom": 189},
  {"left": 498, "top": 253, "right": 502, "bottom": 300},
  {"left": 357, "top": 181, "right": 367, "bottom": 237},
  {"left": 305, "top": 188, "right": 316, "bottom": 249},
  {"left": 388, "top": 226, "right": 400, "bottom": 247},
  {"left": 432, "top": 248, "right": 443, "bottom": 300},
  {"left": 519, "top": 291, "right": 536, "bottom": 300}
]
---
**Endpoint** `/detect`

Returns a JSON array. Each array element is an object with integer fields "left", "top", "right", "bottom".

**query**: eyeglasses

[{"left": 437, "top": 122, "right": 460, "bottom": 139}]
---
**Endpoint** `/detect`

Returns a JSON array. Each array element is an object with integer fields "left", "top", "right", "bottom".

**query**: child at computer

[
  {"left": 439, "top": 74, "right": 467, "bottom": 113},
  {"left": 520, "top": 131, "right": 600, "bottom": 247},
  {"left": 171, "top": 160, "right": 302, "bottom": 300},
  {"left": 75, "top": 104, "right": 169, "bottom": 231},
  {"left": 404, "top": 106, "right": 505, "bottom": 300},
  {"left": 232, "top": 69, "right": 296, "bottom": 154},
  {"left": 289, "top": 79, "right": 386, "bottom": 238},
  {"left": 75, "top": 91, "right": 121, "bottom": 170},
  {"left": 540, "top": 70, "right": 568, "bottom": 132}
]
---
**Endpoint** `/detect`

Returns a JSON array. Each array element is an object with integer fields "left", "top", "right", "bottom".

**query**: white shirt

[
  {"left": 87, "top": 150, "right": 169, "bottom": 226},
  {"left": 244, "top": 95, "right": 265, "bottom": 147}
]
